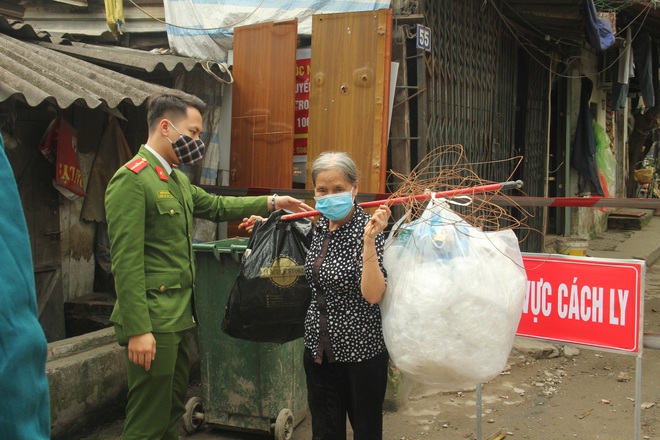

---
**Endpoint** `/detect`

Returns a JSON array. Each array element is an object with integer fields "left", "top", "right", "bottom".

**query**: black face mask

[{"left": 166, "top": 121, "right": 205, "bottom": 165}]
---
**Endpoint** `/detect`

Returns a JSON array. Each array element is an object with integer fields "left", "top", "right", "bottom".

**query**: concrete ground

[{"left": 76, "top": 212, "right": 660, "bottom": 440}]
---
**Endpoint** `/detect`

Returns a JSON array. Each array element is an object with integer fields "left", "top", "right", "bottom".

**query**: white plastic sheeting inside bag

[{"left": 380, "top": 198, "right": 527, "bottom": 389}]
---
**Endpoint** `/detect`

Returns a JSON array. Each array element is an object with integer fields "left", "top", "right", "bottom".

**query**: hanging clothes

[
  {"left": 571, "top": 77, "right": 605, "bottom": 196},
  {"left": 583, "top": 0, "right": 615, "bottom": 52},
  {"left": 632, "top": 29, "right": 656, "bottom": 109},
  {"left": 80, "top": 116, "right": 133, "bottom": 223},
  {"left": 612, "top": 27, "right": 633, "bottom": 110}
]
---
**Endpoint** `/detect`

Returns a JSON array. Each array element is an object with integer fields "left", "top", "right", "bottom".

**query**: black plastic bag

[{"left": 222, "top": 209, "right": 313, "bottom": 343}]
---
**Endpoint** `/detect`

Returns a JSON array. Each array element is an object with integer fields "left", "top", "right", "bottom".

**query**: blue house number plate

[{"left": 416, "top": 24, "right": 431, "bottom": 52}]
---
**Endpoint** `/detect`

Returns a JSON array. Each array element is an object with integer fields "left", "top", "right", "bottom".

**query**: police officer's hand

[
  {"left": 128, "top": 332, "right": 157, "bottom": 371},
  {"left": 273, "top": 195, "right": 313, "bottom": 213}
]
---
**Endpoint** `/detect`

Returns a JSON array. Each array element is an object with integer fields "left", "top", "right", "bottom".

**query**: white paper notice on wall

[{"left": 388, "top": 62, "right": 399, "bottom": 139}]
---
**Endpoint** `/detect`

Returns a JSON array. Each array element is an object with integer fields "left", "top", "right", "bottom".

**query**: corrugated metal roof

[
  {"left": 0, "top": 32, "right": 174, "bottom": 109},
  {"left": 0, "top": 14, "right": 49, "bottom": 40},
  {"left": 19, "top": 0, "right": 165, "bottom": 37},
  {"left": 36, "top": 41, "right": 199, "bottom": 73}
]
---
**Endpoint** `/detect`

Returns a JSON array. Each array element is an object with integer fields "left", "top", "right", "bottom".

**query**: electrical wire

[
  {"left": 596, "top": 0, "right": 658, "bottom": 12},
  {"left": 201, "top": 60, "right": 234, "bottom": 84},
  {"left": 127, "top": 0, "right": 265, "bottom": 31},
  {"left": 500, "top": 0, "right": 581, "bottom": 48},
  {"left": 612, "top": 1, "right": 656, "bottom": 36},
  {"left": 489, "top": 0, "right": 653, "bottom": 80}
]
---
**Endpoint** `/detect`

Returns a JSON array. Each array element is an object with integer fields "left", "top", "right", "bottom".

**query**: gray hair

[{"left": 311, "top": 151, "right": 359, "bottom": 186}]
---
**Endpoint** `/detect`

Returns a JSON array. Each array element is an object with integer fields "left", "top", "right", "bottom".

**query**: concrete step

[
  {"left": 47, "top": 327, "right": 126, "bottom": 439},
  {"left": 607, "top": 208, "right": 653, "bottom": 230},
  {"left": 64, "top": 292, "right": 115, "bottom": 338}
]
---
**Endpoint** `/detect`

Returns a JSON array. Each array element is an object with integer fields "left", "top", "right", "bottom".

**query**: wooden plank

[
  {"left": 307, "top": 9, "right": 393, "bottom": 193},
  {"left": 610, "top": 209, "right": 650, "bottom": 218}
]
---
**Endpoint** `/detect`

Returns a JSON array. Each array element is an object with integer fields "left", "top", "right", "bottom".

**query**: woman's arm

[{"left": 361, "top": 205, "right": 391, "bottom": 304}]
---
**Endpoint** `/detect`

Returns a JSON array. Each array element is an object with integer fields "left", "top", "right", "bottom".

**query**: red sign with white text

[
  {"left": 517, "top": 254, "right": 643, "bottom": 353},
  {"left": 294, "top": 56, "right": 311, "bottom": 156}
]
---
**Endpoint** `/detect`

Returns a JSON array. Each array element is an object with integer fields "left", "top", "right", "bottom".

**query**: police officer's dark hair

[{"left": 146, "top": 91, "right": 206, "bottom": 132}]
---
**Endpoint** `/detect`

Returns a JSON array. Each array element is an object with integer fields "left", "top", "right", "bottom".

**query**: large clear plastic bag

[{"left": 381, "top": 198, "right": 527, "bottom": 389}]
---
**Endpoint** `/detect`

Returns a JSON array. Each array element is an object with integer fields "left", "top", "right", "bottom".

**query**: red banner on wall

[
  {"left": 518, "top": 254, "right": 644, "bottom": 353},
  {"left": 294, "top": 54, "right": 311, "bottom": 157},
  {"left": 38, "top": 117, "right": 85, "bottom": 197}
]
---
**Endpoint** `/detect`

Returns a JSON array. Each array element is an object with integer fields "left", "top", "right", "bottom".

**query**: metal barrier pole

[
  {"left": 476, "top": 383, "right": 482, "bottom": 440},
  {"left": 199, "top": 185, "right": 660, "bottom": 210},
  {"left": 644, "top": 332, "right": 660, "bottom": 348}
]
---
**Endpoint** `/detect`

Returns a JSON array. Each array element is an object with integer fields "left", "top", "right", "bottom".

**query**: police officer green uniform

[
  {"left": 107, "top": 146, "right": 269, "bottom": 339},
  {"left": 107, "top": 147, "right": 269, "bottom": 439},
  {"left": 105, "top": 92, "right": 310, "bottom": 440}
]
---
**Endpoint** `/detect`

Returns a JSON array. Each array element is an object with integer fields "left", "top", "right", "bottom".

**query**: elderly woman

[{"left": 304, "top": 151, "right": 391, "bottom": 439}]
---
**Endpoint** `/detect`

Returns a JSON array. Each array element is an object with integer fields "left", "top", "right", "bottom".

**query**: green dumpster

[{"left": 183, "top": 238, "right": 307, "bottom": 439}]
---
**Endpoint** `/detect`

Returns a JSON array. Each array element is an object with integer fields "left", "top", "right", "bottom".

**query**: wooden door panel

[
  {"left": 307, "top": 9, "right": 392, "bottom": 193},
  {"left": 230, "top": 19, "right": 297, "bottom": 189},
  {"left": 11, "top": 113, "right": 65, "bottom": 341},
  {"left": 229, "top": 119, "right": 294, "bottom": 188},
  {"left": 253, "top": 132, "right": 293, "bottom": 187},
  {"left": 230, "top": 116, "right": 258, "bottom": 188},
  {"left": 34, "top": 265, "right": 65, "bottom": 341},
  {"left": 30, "top": 151, "right": 66, "bottom": 342},
  {"left": 228, "top": 21, "right": 297, "bottom": 237}
]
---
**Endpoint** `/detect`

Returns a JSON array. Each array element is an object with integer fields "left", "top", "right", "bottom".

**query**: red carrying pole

[{"left": 279, "top": 180, "right": 523, "bottom": 222}]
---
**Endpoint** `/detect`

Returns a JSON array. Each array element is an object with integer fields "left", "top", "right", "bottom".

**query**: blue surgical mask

[{"left": 314, "top": 190, "right": 354, "bottom": 221}]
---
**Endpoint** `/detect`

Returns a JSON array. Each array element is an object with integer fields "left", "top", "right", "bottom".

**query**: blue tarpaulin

[{"left": 164, "top": 0, "right": 391, "bottom": 60}]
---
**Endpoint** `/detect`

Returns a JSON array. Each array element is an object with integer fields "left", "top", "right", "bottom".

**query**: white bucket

[{"left": 555, "top": 237, "right": 589, "bottom": 256}]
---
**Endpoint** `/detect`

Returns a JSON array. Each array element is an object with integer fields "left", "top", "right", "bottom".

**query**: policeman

[{"left": 105, "top": 91, "right": 310, "bottom": 440}]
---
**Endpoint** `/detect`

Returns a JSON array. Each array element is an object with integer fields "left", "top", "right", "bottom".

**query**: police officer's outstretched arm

[
  {"left": 272, "top": 195, "right": 314, "bottom": 213},
  {"left": 190, "top": 186, "right": 312, "bottom": 223}
]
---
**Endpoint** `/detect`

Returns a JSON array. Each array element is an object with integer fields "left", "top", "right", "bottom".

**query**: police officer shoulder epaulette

[{"left": 125, "top": 158, "right": 149, "bottom": 174}]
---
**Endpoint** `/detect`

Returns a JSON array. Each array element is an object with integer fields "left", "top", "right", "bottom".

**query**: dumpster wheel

[
  {"left": 181, "top": 396, "right": 205, "bottom": 433},
  {"left": 273, "top": 408, "right": 294, "bottom": 440}
]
